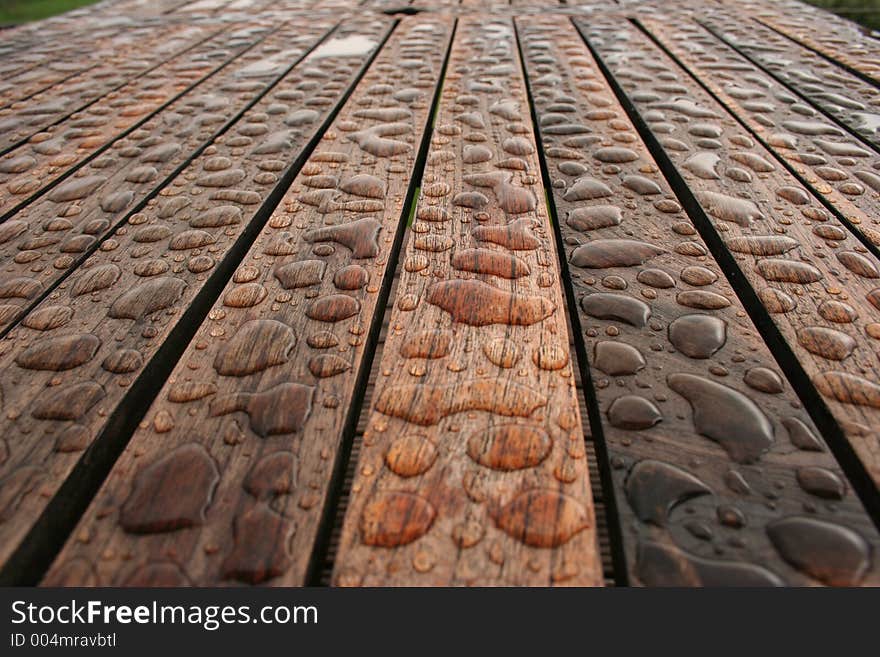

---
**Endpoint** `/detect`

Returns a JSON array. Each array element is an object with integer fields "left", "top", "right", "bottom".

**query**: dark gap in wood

[
  {"left": 515, "top": 18, "right": 623, "bottom": 586},
  {"left": 0, "top": 21, "right": 285, "bottom": 225},
  {"left": 575, "top": 17, "right": 880, "bottom": 531},
  {"left": 635, "top": 18, "right": 880, "bottom": 278},
  {"left": 304, "top": 18, "right": 459, "bottom": 587},
  {"left": 0, "top": 22, "right": 344, "bottom": 342},
  {"left": 0, "top": 19, "right": 387, "bottom": 587},
  {"left": 317, "top": 273, "right": 401, "bottom": 585},
  {"left": 0, "top": 25, "right": 229, "bottom": 159},
  {"left": 754, "top": 16, "right": 880, "bottom": 91}
]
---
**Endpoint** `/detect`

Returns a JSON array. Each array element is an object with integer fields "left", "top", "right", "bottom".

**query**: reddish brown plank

[
  {"left": 40, "top": 16, "right": 452, "bottom": 587},
  {"left": 331, "top": 16, "right": 603, "bottom": 587}
]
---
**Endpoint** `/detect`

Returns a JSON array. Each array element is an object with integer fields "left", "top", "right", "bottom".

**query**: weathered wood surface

[
  {"left": 331, "top": 16, "right": 603, "bottom": 587},
  {"left": 0, "top": 21, "right": 278, "bottom": 219},
  {"left": 738, "top": 0, "right": 880, "bottom": 86},
  {"left": 583, "top": 17, "right": 880, "bottom": 496},
  {"left": 0, "top": 22, "right": 340, "bottom": 334},
  {"left": 523, "top": 16, "right": 880, "bottom": 586},
  {"left": 42, "top": 16, "right": 451, "bottom": 587},
  {"left": 0, "top": 17, "right": 389, "bottom": 585},
  {"left": 642, "top": 14, "right": 880, "bottom": 259},
  {"left": 699, "top": 13, "right": 880, "bottom": 151},
  {"left": 0, "top": 0, "right": 875, "bottom": 587},
  {"left": 0, "top": 24, "right": 223, "bottom": 152}
]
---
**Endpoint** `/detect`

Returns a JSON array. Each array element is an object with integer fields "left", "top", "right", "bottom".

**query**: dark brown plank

[
  {"left": 523, "top": 15, "right": 880, "bottom": 587},
  {"left": 40, "top": 16, "right": 452, "bottom": 587},
  {"left": 0, "top": 21, "right": 274, "bottom": 219},
  {"left": 582, "top": 17, "right": 880, "bottom": 496},
  {"left": 0, "top": 21, "right": 339, "bottom": 334},
  {"left": 0, "top": 17, "right": 389, "bottom": 585},
  {"left": 639, "top": 17, "right": 880, "bottom": 255},
  {"left": 331, "top": 15, "right": 603, "bottom": 587},
  {"left": 700, "top": 13, "right": 880, "bottom": 151},
  {"left": 0, "top": 23, "right": 223, "bottom": 152}
]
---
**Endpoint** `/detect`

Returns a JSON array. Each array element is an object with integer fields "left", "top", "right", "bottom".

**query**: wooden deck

[{"left": 1, "top": 0, "right": 879, "bottom": 587}]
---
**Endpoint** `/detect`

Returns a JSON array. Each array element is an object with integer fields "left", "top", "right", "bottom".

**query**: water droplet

[
  {"left": 494, "top": 490, "right": 590, "bottom": 548},
  {"left": 214, "top": 320, "right": 296, "bottom": 376},
  {"left": 668, "top": 314, "right": 726, "bottom": 358},
  {"left": 467, "top": 425, "right": 551, "bottom": 471},
  {"left": 608, "top": 395, "right": 662, "bottom": 429},
  {"left": 360, "top": 491, "right": 436, "bottom": 547},
  {"left": 374, "top": 379, "right": 546, "bottom": 426},
  {"left": 385, "top": 435, "right": 437, "bottom": 477},
  {"left": 625, "top": 460, "right": 711, "bottom": 526},
  {"left": 767, "top": 517, "right": 869, "bottom": 586},
  {"left": 120, "top": 443, "right": 218, "bottom": 534},
  {"left": 210, "top": 382, "right": 314, "bottom": 436},
  {"left": 571, "top": 239, "right": 664, "bottom": 268},
  {"left": 594, "top": 341, "right": 645, "bottom": 375},
  {"left": 426, "top": 279, "right": 554, "bottom": 326},
  {"left": 16, "top": 333, "right": 100, "bottom": 371},
  {"left": 668, "top": 373, "right": 773, "bottom": 463}
]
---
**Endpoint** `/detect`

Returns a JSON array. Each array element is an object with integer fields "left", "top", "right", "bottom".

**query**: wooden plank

[
  {"left": 522, "top": 16, "right": 880, "bottom": 586},
  {"left": 0, "top": 23, "right": 223, "bottom": 152},
  {"left": 331, "top": 16, "right": 603, "bottom": 587},
  {"left": 0, "top": 32, "right": 120, "bottom": 107},
  {"left": 699, "top": 13, "right": 880, "bottom": 151},
  {"left": 744, "top": 0, "right": 880, "bottom": 86},
  {"left": 0, "top": 21, "right": 338, "bottom": 334},
  {"left": 639, "top": 17, "right": 880, "bottom": 256},
  {"left": 0, "top": 17, "right": 389, "bottom": 586},
  {"left": 40, "top": 16, "right": 451, "bottom": 587},
  {"left": 0, "top": 21, "right": 274, "bottom": 220},
  {"left": 581, "top": 17, "right": 880, "bottom": 497}
]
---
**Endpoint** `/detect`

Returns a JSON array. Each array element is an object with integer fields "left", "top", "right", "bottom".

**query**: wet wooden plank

[
  {"left": 0, "top": 23, "right": 223, "bottom": 152},
  {"left": 0, "top": 21, "right": 276, "bottom": 220},
  {"left": 40, "top": 16, "right": 451, "bottom": 587},
  {"left": 331, "top": 16, "right": 603, "bottom": 587},
  {"left": 745, "top": 0, "right": 880, "bottom": 86},
  {"left": 582, "top": 17, "right": 880, "bottom": 496},
  {"left": 639, "top": 17, "right": 880, "bottom": 257},
  {"left": 0, "top": 29, "right": 130, "bottom": 108},
  {"left": 0, "top": 21, "right": 339, "bottom": 334},
  {"left": 522, "top": 16, "right": 880, "bottom": 587},
  {"left": 699, "top": 13, "right": 880, "bottom": 151},
  {"left": 0, "top": 17, "right": 389, "bottom": 586}
]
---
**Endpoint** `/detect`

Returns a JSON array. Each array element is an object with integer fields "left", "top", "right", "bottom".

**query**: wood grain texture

[
  {"left": 331, "top": 16, "right": 603, "bottom": 587},
  {"left": 698, "top": 13, "right": 880, "bottom": 151},
  {"left": 744, "top": 0, "right": 880, "bottom": 86},
  {"left": 0, "top": 22, "right": 340, "bottom": 334},
  {"left": 0, "top": 16, "right": 381, "bottom": 584},
  {"left": 0, "top": 0, "right": 872, "bottom": 588},
  {"left": 41, "top": 16, "right": 451, "bottom": 586},
  {"left": 523, "top": 16, "right": 880, "bottom": 587},
  {"left": 0, "top": 23, "right": 222, "bottom": 152},
  {"left": 0, "top": 21, "right": 275, "bottom": 219},
  {"left": 640, "top": 16, "right": 880, "bottom": 255},
  {"left": 583, "top": 17, "right": 880, "bottom": 490}
]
